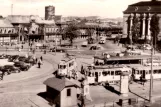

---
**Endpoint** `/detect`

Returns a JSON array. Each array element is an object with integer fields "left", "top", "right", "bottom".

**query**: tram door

[
  {"left": 95, "top": 72, "right": 98, "bottom": 82},
  {"left": 142, "top": 70, "right": 146, "bottom": 79}
]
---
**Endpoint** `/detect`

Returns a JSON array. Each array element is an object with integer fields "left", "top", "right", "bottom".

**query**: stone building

[{"left": 123, "top": 0, "right": 161, "bottom": 41}]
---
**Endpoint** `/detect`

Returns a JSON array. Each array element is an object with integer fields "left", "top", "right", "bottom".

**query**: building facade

[{"left": 123, "top": 0, "right": 161, "bottom": 41}]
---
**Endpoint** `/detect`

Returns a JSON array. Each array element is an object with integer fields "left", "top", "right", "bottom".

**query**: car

[
  {"left": 14, "top": 61, "right": 24, "bottom": 67},
  {"left": 18, "top": 56, "right": 27, "bottom": 62},
  {"left": 25, "top": 57, "right": 36, "bottom": 65},
  {"left": 2, "top": 65, "right": 21, "bottom": 74},
  {"left": 8, "top": 55, "right": 19, "bottom": 62},
  {"left": 19, "top": 63, "right": 31, "bottom": 71},
  {"left": 49, "top": 47, "right": 66, "bottom": 53},
  {"left": 143, "top": 44, "right": 152, "bottom": 50},
  {"left": 90, "top": 46, "right": 101, "bottom": 50}
]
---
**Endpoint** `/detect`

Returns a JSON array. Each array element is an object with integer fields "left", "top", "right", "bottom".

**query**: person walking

[
  {"left": 40, "top": 56, "right": 43, "bottom": 61},
  {"left": 21, "top": 45, "right": 23, "bottom": 49},
  {"left": 38, "top": 59, "right": 41, "bottom": 68}
]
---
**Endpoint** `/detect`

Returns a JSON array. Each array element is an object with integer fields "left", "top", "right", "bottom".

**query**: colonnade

[{"left": 128, "top": 13, "right": 152, "bottom": 40}]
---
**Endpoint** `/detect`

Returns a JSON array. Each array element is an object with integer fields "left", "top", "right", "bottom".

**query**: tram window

[
  {"left": 144, "top": 70, "right": 148, "bottom": 74},
  {"left": 102, "top": 71, "right": 107, "bottom": 76},
  {"left": 154, "top": 70, "right": 158, "bottom": 74},
  {"left": 115, "top": 70, "right": 121, "bottom": 75},
  {"left": 69, "top": 62, "right": 73, "bottom": 67},
  {"left": 140, "top": 70, "right": 143, "bottom": 74},
  {"left": 159, "top": 70, "right": 161, "bottom": 73},
  {"left": 99, "top": 72, "right": 101, "bottom": 76},
  {"left": 59, "top": 65, "right": 66, "bottom": 69},
  {"left": 107, "top": 71, "right": 110, "bottom": 75},
  {"left": 149, "top": 70, "right": 151, "bottom": 74},
  {"left": 136, "top": 70, "right": 139, "bottom": 74},
  {"left": 92, "top": 72, "right": 94, "bottom": 76},
  {"left": 111, "top": 71, "right": 114, "bottom": 75}
]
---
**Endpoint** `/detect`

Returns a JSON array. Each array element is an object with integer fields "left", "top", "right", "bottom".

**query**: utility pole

[
  {"left": 149, "top": 37, "right": 153, "bottom": 103},
  {"left": 81, "top": 79, "right": 85, "bottom": 107}
]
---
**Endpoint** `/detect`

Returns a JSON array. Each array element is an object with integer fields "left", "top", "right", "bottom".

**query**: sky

[{"left": 0, "top": 0, "right": 150, "bottom": 18}]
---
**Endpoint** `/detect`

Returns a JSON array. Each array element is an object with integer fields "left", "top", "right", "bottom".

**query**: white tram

[
  {"left": 82, "top": 65, "right": 132, "bottom": 85},
  {"left": 57, "top": 56, "right": 78, "bottom": 79},
  {"left": 131, "top": 65, "right": 161, "bottom": 80}
]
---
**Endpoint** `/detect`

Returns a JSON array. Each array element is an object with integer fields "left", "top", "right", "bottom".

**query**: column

[
  {"left": 129, "top": 14, "right": 134, "bottom": 33},
  {"left": 147, "top": 14, "right": 152, "bottom": 41},
  {"left": 142, "top": 13, "right": 146, "bottom": 38}
]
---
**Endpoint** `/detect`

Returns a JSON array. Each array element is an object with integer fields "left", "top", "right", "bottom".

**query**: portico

[{"left": 123, "top": 0, "right": 161, "bottom": 41}]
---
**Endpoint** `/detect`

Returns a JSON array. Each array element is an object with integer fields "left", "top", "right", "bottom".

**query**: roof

[
  {"left": 124, "top": 0, "right": 161, "bottom": 13},
  {"left": 94, "top": 55, "right": 161, "bottom": 61},
  {"left": 43, "top": 77, "right": 79, "bottom": 91},
  {"left": 130, "top": 1, "right": 161, "bottom": 6},
  {"left": 60, "top": 56, "right": 75, "bottom": 63},
  {"left": 6, "top": 15, "right": 55, "bottom": 25},
  {"left": 0, "top": 19, "right": 13, "bottom": 27},
  {"left": 128, "top": 65, "right": 161, "bottom": 70}
]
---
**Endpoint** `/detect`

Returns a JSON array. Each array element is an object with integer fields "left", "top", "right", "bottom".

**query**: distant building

[
  {"left": 0, "top": 18, "right": 18, "bottom": 44},
  {"left": 44, "top": 77, "right": 79, "bottom": 107},
  {"left": 123, "top": 0, "right": 161, "bottom": 40}
]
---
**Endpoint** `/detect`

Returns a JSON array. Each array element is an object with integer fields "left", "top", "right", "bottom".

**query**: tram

[
  {"left": 82, "top": 65, "right": 132, "bottom": 85},
  {"left": 130, "top": 65, "right": 161, "bottom": 80},
  {"left": 57, "top": 56, "right": 78, "bottom": 79}
]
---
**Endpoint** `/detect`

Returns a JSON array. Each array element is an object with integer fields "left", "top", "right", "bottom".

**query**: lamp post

[{"left": 149, "top": 36, "right": 153, "bottom": 103}]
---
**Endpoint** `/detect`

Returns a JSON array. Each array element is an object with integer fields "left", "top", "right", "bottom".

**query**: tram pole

[{"left": 149, "top": 37, "right": 153, "bottom": 103}]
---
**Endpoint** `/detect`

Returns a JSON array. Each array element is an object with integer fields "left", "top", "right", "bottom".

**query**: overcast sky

[{"left": 1, "top": 0, "right": 149, "bottom": 18}]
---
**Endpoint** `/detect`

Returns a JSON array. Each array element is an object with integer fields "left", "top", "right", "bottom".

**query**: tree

[
  {"left": 64, "top": 23, "right": 80, "bottom": 45},
  {"left": 150, "top": 14, "right": 160, "bottom": 51},
  {"left": 131, "top": 16, "right": 141, "bottom": 44}
]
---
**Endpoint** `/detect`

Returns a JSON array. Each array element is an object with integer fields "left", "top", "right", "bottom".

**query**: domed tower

[{"left": 45, "top": 5, "right": 55, "bottom": 20}]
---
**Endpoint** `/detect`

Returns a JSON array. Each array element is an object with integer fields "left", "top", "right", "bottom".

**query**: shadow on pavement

[
  {"left": 128, "top": 84, "right": 149, "bottom": 102},
  {"left": 104, "top": 86, "right": 121, "bottom": 95}
]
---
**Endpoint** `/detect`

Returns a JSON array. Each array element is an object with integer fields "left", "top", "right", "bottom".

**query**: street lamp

[{"left": 149, "top": 36, "right": 153, "bottom": 103}]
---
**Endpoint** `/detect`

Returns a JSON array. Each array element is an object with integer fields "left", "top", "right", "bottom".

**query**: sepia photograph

[{"left": 0, "top": 0, "right": 161, "bottom": 107}]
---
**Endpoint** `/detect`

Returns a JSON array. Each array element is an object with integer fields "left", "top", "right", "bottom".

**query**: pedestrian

[
  {"left": 38, "top": 59, "right": 41, "bottom": 68},
  {"left": 21, "top": 45, "right": 23, "bottom": 49},
  {"left": 35, "top": 58, "right": 38, "bottom": 64},
  {"left": 40, "top": 56, "right": 43, "bottom": 61}
]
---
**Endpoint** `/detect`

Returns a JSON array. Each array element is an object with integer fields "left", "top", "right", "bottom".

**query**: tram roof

[
  {"left": 128, "top": 65, "right": 161, "bottom": 70},
  {"left": 60, "top": 56, "right": 75, "bottom": 63},
  {"left": 94, "top": 55, "right": 160, "bottom": 61}
]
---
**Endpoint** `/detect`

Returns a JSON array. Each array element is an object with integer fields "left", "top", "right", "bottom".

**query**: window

[
  {"left": 111, "top": 71, "right": 114, "bottom": 75},
  {"left": 115, "top": 70, "right": 121, "bottom": 75},
  {"left": 59, "top": 65, "right": 66, "bottom": 69},
  {"left": 102, "top": 71, "right": 107, "bottom": 76},
  {"left": 107, "top": 71, "right": 110, "bottom": 75},
  {"left": 67, "top": 88, "right": 71, "bottom": 96}
]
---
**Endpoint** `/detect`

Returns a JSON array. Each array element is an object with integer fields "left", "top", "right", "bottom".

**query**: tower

[{"left": 45, "top": 6, "right": 55, "bottom": 20}]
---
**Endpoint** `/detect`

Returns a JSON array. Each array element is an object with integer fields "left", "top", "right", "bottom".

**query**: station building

[{"left": 123, "top": 0, "right": 161, "bottom": 41}]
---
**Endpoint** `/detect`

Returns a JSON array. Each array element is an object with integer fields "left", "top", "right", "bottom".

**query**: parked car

[
  {"left": 8, "top": 55, "right": 19, "bottom": 62},
  {"left": 90, "top": 46, "right": 101, "bottom": 50},
  {"left": 18, "top": 56, "right": 27, "bottom": 62},
  {"left": 2, "top": 65, "right": 20, "bottom": 74},
  {"left": 19, "top": 62, "right": 31, "bottom": 71},
  {"left": 143, "top": 44, "right": 152, "bottom": 50},
  {"left": 49, "top": 47, "right": 66, "bottom": 53},
  {"left": 25, "top": 57, "right": 36, "bottom": 65}
]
